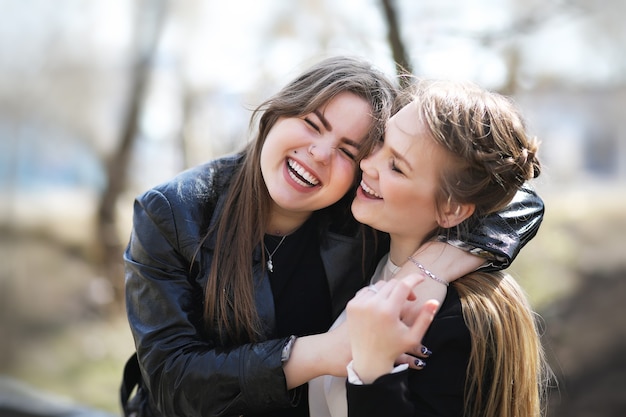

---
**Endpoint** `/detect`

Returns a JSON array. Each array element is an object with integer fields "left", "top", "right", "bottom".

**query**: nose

[
  {"left": 308, "top": 142, "right": 333, "bottom": 164},
  {"left": 360, "top": 146, "right": 380, "bottom": 177}
]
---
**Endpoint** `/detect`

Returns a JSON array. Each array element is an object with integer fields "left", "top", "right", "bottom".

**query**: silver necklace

[{"left": 264, "top": 235, "right": 287, "bottom": 273}]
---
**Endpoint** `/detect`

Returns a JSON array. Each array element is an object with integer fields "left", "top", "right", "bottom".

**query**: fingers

[
  {"left": 367, "top": 275, "right": 425, "bottom": 301},
  {"left": 401, "top": 273, "right": 425, "bottom": 290},
  {"left": 395, "top": 353, "right": 429, "bottom": 370},
  {"left": 419, "top": 345, "right": 433, "bottom": 357},
  {"left": 405, "top": 344, "right": 433, "bottom": 358},
  {"left": 407, "top": 299, "right": 439, "bottom": 341},
  {"left": 356, "top": 280, "right": 385, "bottom": 297}
]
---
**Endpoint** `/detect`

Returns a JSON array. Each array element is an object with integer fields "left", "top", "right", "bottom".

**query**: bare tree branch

[
  {"left": 380, "top": 0, "right": 413, "bottom": 86},
  {"left": 96, "top": 0, "right": 167, "bottom": 304}
]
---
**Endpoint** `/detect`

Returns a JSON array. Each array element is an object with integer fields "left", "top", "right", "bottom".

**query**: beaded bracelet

[{"left": 407, "top": 255, "right": 449, "bottom": 287}]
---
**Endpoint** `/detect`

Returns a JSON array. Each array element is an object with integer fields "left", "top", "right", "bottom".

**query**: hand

[
  {"left": 390, "top": 272, "right": 441, "bottom": 370},
  {"left": 346, "top": 276, "right": 440, "bottom": 384},
  {"left": 394, "top": 271, "right": 446, "bottom": 334}
]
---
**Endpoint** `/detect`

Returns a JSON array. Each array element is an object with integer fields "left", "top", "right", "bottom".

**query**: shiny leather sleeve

[
  {"left": 124, "top": 185, "right": 297, "bottom": 417},
  {"left": 440, "top": 183, "right": 544, "bottom": 269}
]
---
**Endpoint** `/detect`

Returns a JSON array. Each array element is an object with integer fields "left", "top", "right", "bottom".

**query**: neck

[
  {"left": 388, "top": 233, "right": 427, "bottom": 266},
  {"left": 266, "top": 207, "right": 312, "bottom": 236}
]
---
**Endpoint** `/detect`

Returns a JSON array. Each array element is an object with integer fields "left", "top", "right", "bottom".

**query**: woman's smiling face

[
  {"left": 352, "top": 101, "right": 450, "bottom": 245},
  {"left": 260, "top": 91, "right": 373, "bottom": 221}
]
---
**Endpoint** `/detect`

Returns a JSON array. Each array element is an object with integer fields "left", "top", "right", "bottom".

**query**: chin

[{"left": 351, "top": 205, "right": 372, "bottom": 227}]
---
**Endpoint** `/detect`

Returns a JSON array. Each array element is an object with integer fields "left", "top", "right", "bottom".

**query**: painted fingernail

[
  {"left": 421, "top": 346, "right": 432, "bottom": 356},
  {"left": 415, "top": 358, "right": 427, "bottom": 367}
]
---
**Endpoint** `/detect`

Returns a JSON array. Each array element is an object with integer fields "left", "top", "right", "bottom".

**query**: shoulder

[
  {"left": 132, "top": 153, "right": 244, "bottom": 249},
  {"left": 144, "top": 153, "right": 243, "bottom": 205}
]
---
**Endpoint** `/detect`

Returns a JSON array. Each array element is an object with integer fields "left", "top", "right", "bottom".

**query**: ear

[{"left": 437, "top": 202, "right": 475, "bottom": 228}]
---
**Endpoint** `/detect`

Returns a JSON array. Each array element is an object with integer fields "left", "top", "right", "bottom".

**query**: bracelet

[
  {"left": 407, "top": 256, "right": 449, "bottom": 287},
  {"left": 281, "top": 335, "right": 297, "bottom": 363}
]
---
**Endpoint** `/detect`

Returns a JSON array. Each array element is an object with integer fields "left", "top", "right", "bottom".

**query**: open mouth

[
  {"left": 359, "top": 180, "right": 382, "bottom": 199},
  {"left": 287, "top": 158, "right": 320, "bottom": 187}
]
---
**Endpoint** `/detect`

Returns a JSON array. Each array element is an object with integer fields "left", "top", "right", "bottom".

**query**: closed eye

[
  {"left": 391, "top": 158, "right": 404, "bottom": 174},
  {"left": 304, "top": 117, "right": 321, "bottom": 133},
  {"left": 339, "top": 147, "right": 357, "bottom": 161}
]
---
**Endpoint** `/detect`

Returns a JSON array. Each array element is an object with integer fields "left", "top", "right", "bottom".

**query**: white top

[{"left": 308, "top": 254, "right": 406, "bottom": 417}]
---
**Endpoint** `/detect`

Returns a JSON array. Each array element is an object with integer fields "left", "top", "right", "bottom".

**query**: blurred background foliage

[{"left": 1, "top": 0, "right": 625, "bottom": 415}]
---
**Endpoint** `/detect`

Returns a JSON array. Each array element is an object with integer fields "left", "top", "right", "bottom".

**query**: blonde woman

[{"left": 310, "top": 80, "right": 551, "bottom": 417}]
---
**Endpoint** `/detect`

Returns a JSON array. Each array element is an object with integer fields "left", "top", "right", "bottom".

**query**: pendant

[{"left": 267, "top": 259, "right": 274, "bottom": 272}]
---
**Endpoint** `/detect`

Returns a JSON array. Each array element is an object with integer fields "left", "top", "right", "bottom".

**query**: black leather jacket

[{"left": 122, "top": 153, "right": 544, "bottom": 417}]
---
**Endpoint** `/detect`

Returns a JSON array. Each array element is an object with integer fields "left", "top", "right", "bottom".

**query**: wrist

[
  {"left": 351, "top": 354, "right": 394, "bottom": 384},
  {"left": 283, "top": 334, "right": 332, "bottom": 388},
  {"left": 407, "top": 255, "right": 449, "bottom": 286},
  {"left": 293, "top": 332, "right": 347, "bottom": 376},
  {"left": 411, "top": 241, "right": 483, "bottom": 283}
]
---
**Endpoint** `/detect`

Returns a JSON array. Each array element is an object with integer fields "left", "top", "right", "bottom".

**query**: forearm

[
  {"left": 283, "top": 335, "right": 327, "bottom": 389},
  {"left": 283, "top": 329, "right": 351, "bottom": 389},
  {"left": 387, "top": 241, "right": 483, "bottom": 313},
  {"left": 399, "top": 240, "right": 484, "bottom": 284}
]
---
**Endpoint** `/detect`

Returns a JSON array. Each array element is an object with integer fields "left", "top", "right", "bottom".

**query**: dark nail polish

[
  {"left": 415, "top": 358, "right": 426, "bottom": 367},
  {"left": 421, "top": 346, "right": 432, "bottom": 356}
]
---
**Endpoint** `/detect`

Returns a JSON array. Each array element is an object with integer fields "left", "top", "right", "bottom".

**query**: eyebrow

[
  {"left": 314, "top": 110, "right": 332, "bottom": 131},
  {"left": 314, "top": 109, "right": 363, "bottom": 150}
]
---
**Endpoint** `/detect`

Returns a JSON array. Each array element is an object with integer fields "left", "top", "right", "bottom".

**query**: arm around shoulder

[{"left": 439, "top": 183, "right": 544, "bottom": 270}]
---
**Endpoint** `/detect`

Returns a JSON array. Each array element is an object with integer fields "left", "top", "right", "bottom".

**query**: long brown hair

[
  {"left": 204, "top": 56, "right": 398, "bottom": 345},
  {"left": 411, "top": 80, "right": 551, "bottom": 416},
  {"left": 454, "top": 272, "right": 551, "bottom": 417}
]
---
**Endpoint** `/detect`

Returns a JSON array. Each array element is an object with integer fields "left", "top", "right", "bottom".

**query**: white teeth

[
  {"left": 360, "top": 180, "right": 381, "bottom": 198},
  {"left": 289, "top": 170, "right": 311, "bottom": 187},
  {"left": 288, "top": 159, "right": 320, "bottom": 186}
]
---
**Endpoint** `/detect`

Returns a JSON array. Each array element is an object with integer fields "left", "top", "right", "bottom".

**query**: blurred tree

[
  {"left": 97, "top": 0, "right": 167, "bottom": 303},
  {"left": 379, "top": 0, "right": 412, "bottom": 87},
  {"left": 379, "top": 0, "right": 587, "bottom": 94}
]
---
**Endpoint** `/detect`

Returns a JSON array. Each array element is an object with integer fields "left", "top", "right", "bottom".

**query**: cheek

[
  {"left": 261, "top": 130, "right": 278, "bottom": 154},
  {"left": 335, "top": 162, "right": 358, "bottom": 192},
  {"left": 393, "top": 187, "right": 426, "bottom": 216},
  {"left": 260, "top": 131, "right": 283, "bottom": 168},
  {"left": 262, "top": 121, "right": 288, "bottom": 151}
]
